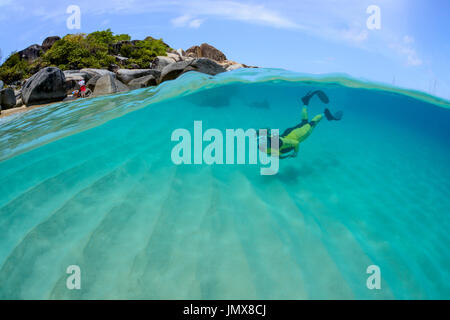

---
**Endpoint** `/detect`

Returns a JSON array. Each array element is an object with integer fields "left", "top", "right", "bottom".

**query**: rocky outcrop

[
  {"left": 116, "top": 69, "right": 161, "bottom": 85},
  {"left": 166, "top": 52, "right": 182, "bottom": 62},
  {"left": 80, "top": 68, "right": 116, "bottom": 79},
  {"left": 0, "top": 88, "right": 17, "bottom": 110},
  {"left": 108, "top": 64, "right": 120, "bottom": 73},
  {"left": 86, "top": 75, "right": 101, "bottom": 91},
  {"left": 114, "top": 55, "right": 129, "bottom": 64},
  {"left": 0, "top": 36, "right": 255, "bottom": 111},
  {"left": 15, "top": 97, "right": 23, "bottom": 108},
  {"left": 115, "top": 80, "right": 130, "bottom": 93},
  {"left": 22, "top": 67, "right": 67, "bottom": 106},
  {"left": 14, "top": 89, "right": 23, "bottom": 108},
  {"left": 109, "top": 40, "right": 140, "bottom": 55},
  {"left": 42, "top": 36, "right": 61, "bottom": 52},
  {"left": 128, "top": 75, "right": 158, "bottom": 90},
  {"left": 175, "top": 49, "right": 185, "bottom": 57},
  {"left": 63, "top": 70, "right": 91, "bottom": 80},
  {"left": 186, "top": 46, "right": 201, "bottom": 58},
  {"left": 18, "top": 44, "right": 43, "bottom": 62},
  {"left": 186, "top": 43, "right": 227, "bottom": 62},
  {"left": 159, "top": 61, "right": 193, "bottom": 83},
  {"left": 150, "top": 56, "right": 176, "bottom": 71},
  {"left": 226, "top": 63, "right": 245, "bottom": 71},
  {"left": 220, "top": 59, "right": 257, "bottom": 71},
  {"left": 63, "top": 71, "right": 90, "bottom": 93},
  {"left": 92, "top": 74, "right": 129, "bottom": 96},
  {"left": 159, "top": 58, "right": 226, "bottom": 84},
  {"left": 188, "top": 58, "right": 227, "bottom": 75}
]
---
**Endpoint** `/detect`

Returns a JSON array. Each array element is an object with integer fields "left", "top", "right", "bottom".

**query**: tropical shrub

[
  {"left": 43, "top": 33, "right": 116, "bottom": 70},
  {"left": 126, "top": 38, "right": 169, "bottom": 68},
  {"left": 0, "top": 52, "right": 31, "bottom": 83},
  {"left": 0, "top": 29, "right": 169, "bottom": 84}
]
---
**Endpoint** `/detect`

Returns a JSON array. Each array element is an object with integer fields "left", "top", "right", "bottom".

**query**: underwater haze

[{"left": 0, "top": 69, "right": 449, "bottom": 299}]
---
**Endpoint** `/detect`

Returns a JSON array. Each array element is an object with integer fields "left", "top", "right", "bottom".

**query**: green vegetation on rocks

[
  {"left": 122, "top": 38, "right": 169, "bottom": 68},
  {"left": 0, "top": 29, "right": 170, "bottom": 85},
  {"left": 0, "top": 52, "right": 32, "bottom": 84},
  {"left": 43, "top": 33, "right": 115, "bottom": 70}
]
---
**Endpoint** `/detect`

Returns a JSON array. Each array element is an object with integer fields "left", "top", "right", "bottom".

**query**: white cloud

[
  {"left": 188, "top": 1, "right": 300, "bottom": 29},
  {"left": 168, "top": 0, "right": 300, "bottom": 29},
  {"left": 171, "top": 15, "right": 204, "bottom": 28},
  {"left": 278, "top": 0, "right": 422, "bottom": 66},
  {"left": 189, "top": 19, "right": 203, "bottom": 28},
  {"left": 390, "top": 36, "right": 422, "bottom": 66},
  {"left": 171, "top": 14, "right": 192, "bottom": 27},
  {"left": 1, "top": 0, "right": 423, "bottom": 68}
]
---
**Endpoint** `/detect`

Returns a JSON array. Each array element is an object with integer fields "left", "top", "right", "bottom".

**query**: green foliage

[
  {"left": 86, "top": 29, "right": 131, "bottom": 46},
  {"left": 43, "top": 33, "right": 116, "bottom": 69},
  {"left": 125, "top": 38, "right": 169, "bottom": 68},
  {"left": 0, "top": 30, "right": 169, "bottom": 84},
  {"left": 119, "top": 44, "right": 134, "bottom": 58},
  {"left": 115, "top": 33, "right": 132, "bottom": 42},
  {"left": 86, "top": 29, "right": 115, "bottom": 45},
  {"left": 0, "top": 52, "right": 31, "bottom": 83},
  {"left": 2, "top": 51, "right": 21, "bottom": 68}
]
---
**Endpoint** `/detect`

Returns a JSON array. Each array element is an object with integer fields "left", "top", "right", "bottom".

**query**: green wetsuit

[{"left": 267, "top": 106, "right": 324, "bottom": 158}]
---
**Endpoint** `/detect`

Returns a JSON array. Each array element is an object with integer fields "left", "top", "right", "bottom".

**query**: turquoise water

[{"left": 0, "top": 69, "right": 449, "bottom": 299}]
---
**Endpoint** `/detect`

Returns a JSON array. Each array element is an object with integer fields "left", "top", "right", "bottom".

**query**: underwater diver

[{"left": 259, "top": 90, "right": 343, "bottom": 159}]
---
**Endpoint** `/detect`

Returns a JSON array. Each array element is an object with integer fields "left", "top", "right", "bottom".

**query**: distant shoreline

[
  {"left": 0, "top": 30, "right": 253, "bottom": 117},
  {"left": 2, "top": 70, "right": 449, "bottom": 122},
  {"left": 0, "top": 102, "right": 56, "bottom": 119}
]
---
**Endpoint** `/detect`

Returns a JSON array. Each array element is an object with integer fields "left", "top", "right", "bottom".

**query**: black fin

[
  {"left": 315, "top": 90, "right": 329, "bottom": 104},
  {"left": 324, "top": 108, "right": 343, "bottom": 121},
  {"left": 301, "top": 90, "right": 329, "bottom": 106},
  {"left": 334, "top": 110, "right": 343, "bottom": 120},
  {"left": 301, "top": 91, "right": 313, "bottom": 105}
]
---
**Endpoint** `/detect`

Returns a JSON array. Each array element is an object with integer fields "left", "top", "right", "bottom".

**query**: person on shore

[
  {"left": 258, "top": 90, "right": 343, "bottom": 159},
  {"left": 78, "top": 80, "right": 87, "bottom": 98}
]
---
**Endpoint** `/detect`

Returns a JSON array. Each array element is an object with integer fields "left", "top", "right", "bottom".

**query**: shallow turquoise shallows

[{"left": 0, "top": 69, "right": 449, "bottom": 299}]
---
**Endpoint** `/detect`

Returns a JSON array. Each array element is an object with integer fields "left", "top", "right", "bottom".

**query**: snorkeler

[{"left": 259, "top": 90, "right": 343, "bottom": 159}]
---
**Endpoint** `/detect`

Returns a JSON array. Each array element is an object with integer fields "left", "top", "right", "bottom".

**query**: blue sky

[{"left": 1, "top": 0, "right": 449, "bottom": 99}]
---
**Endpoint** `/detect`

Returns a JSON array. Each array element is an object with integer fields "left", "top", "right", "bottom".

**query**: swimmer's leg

[
  {"left": 301, "top": 90, "right": 330, "bottom": 106},
  {"left": 324, "top": 108, "right": 344, "bottom": 121},
  {"left": 310, "top": 108, "right": 343, "bottom": 128},
  {"left": 301, "top": 106, "right": 308, "bottom": 121},
  {"left": 282, "top": 106, "right": 309, "bottom": 136},
  {"left": 309, "top": 114, "right": 324, "bottom": 128}
]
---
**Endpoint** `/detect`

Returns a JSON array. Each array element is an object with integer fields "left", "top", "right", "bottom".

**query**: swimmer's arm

[
  {"left": 279, "top": 149, "right": 297, "bottom": 159},
  {"left": 288, "top": 144, "right": 299, "bottom": 158},
  {"left": 278, "top": 150, "right": 291, "bottom": 159},
  {"left": 284, "top": 143, "right": 299, "bottom": 159},
  {"left": 278, "top": 138, "right": 299, "bottom": 158},
  {"left": 279, "top": 144, "right": 299, "bottom": 159}
]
